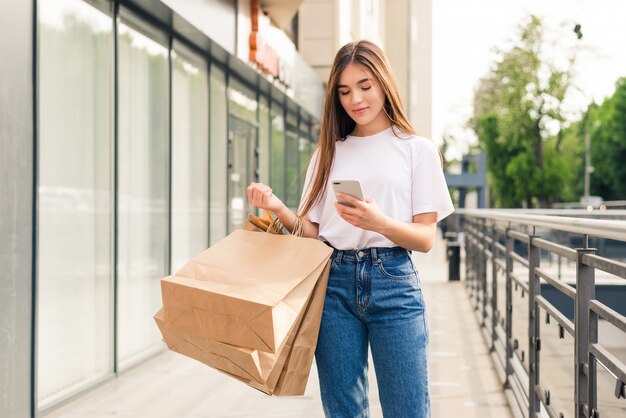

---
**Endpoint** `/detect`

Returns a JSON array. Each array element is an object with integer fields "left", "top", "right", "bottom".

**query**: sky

[{"left": 432, "top": 0, "right": 626, "bottom": 160}]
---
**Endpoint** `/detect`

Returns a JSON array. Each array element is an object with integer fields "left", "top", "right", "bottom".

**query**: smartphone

[{"left": 331, "top": 179, "right": 364, "bottom": 207}]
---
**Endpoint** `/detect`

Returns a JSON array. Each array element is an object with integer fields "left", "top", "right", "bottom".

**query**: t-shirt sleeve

[
  {"left": 411, "top": 139, "right": 455, "bottom": 222},
  {"left": 298, "top": 149, "right": 322, "bottom": 223}
]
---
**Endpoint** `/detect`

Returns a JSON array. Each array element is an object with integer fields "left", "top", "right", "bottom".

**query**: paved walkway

[{"left": 47, "top": 232, "right": 513, "bottom": 418}]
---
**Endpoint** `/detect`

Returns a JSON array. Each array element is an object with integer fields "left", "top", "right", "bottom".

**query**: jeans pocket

[{"left": 377, "top": 254, "right": 417, "bottom": 281}]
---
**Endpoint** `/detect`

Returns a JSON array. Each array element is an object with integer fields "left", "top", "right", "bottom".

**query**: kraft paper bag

[
  {"left": 154, "top": 256, "right": 328, "bottom": 387},
  {"left": 153, "top": 260, "right": 329, "bottom": 396},
  {"left": 154, "top": 212, "right": 332, "bottom": 395},
  {"left": 159, "top": 227, "right": 331, "bottom": 353}
]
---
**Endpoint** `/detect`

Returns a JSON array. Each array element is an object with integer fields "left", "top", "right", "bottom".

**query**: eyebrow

[{"left": 337, "top": 78, "right": 371, "bottom": 88}]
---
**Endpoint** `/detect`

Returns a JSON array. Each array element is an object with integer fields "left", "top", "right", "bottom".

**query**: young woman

[{"left": 247, "top": 40, "right": 454, "bottom": 418}]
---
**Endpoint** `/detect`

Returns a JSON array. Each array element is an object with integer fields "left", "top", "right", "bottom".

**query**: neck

[{"left": 351, "top": 116, "right": 392, "bottom": 137}]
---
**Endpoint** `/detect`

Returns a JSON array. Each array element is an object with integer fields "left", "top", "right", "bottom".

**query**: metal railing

[{"left": 459, "top": 209, "right": 626, "bottom": 418}]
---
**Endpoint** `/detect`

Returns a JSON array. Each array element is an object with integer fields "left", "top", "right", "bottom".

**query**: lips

[{"left": 352, "top": 107, "right": 368, "bottom": 115}]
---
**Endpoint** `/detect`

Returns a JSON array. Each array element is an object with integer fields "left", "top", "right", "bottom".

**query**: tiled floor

[{"left": 47, "top": 232, "right": 513, "bottom": 418}]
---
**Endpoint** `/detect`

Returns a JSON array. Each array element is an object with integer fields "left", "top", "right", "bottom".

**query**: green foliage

[
  {"left": 588, "top": 78, "right": 626, "bottom": 200},
  {"left": 471, "top": 15, "right": 576, "bottom": 207},
  {"left": 548, "top": 122, "right": 584, "bottom": 202}
]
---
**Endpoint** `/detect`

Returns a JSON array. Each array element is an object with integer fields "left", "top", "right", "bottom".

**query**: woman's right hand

[{"left": 247, "top": 182, "right": 285, "bottom": 213}]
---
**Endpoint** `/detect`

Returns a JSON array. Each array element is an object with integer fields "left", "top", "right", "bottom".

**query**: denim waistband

[{"left": 323, "top": 242, "right": 409, "bottom": 263}]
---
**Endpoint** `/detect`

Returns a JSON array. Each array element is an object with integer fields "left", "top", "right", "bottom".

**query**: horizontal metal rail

[
  {"left": 532, "top": 237, "right": 577, "bottom": 261},
  {"left": 508, "top": 229, "right": 530, "bottom": 244},
  {"left": 582, "top": 253, "right": 626, "bottom": 279},
  {"left": 589, "top": 343, "right": 626, "bottom": 386},
  {"left": 589, "top": 300, "right": 626, "bottom": 333},
  {"left": 536, "top": 295, "right": 575, "bottom": 337},
  {"left": 459, "top": 209, "right": 626, "bottom": 241},
  {"left": 510, "top": 251, "right": 529, "bottom": 268},
  {"left": 535, "top": 267, "right": 576, "bottom": 299}
]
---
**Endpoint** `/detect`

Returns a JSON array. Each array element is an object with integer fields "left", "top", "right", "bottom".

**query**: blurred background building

[{"left": 1, "top": 0, "right": 433, "bottom": 416}]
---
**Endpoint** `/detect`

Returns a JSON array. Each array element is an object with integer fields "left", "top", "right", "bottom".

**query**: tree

[
  {"left": 588, "top": 78, "right": 626, "bottom": 200},
  {"left": 470, "top": 15, "right": 577, "bottom": 207}
]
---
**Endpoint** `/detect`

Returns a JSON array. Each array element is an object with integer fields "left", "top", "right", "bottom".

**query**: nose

[{"left": 352, "top": 91, "right": 363, "bottom": 105}]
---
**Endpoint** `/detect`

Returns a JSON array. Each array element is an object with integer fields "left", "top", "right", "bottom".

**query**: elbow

[
  {"left": 415, "top": 244, "right": 433, "bottom": 253},
  {"left": 412, "top": 237, "right": 434, "bottom": 253}
]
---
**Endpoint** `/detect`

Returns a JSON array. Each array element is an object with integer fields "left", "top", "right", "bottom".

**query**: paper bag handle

[{"left": 262, "top": 210, "right": 305, "bottom": 238}]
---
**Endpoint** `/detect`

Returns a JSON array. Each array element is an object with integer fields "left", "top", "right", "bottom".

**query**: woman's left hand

[{"left": 334, "top": 193, "right": 390, "bottom": 233}]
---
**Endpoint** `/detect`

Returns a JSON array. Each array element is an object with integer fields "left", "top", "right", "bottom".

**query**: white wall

[{"left": 161, "top": 0, "right": 237, "bottom": 54}]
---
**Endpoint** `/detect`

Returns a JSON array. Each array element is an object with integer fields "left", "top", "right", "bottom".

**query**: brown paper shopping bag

[
  {"left": 154, "top": 251, "right": 327, "bottom": 385},
  {"left": 154, "top": 259, "right": 330, "bottom": 396},
  {"left": 154, "top": 212, "right": 332, "bottom": 395}
]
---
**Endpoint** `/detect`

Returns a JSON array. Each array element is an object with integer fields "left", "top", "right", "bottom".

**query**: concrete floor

[{"left": 46, "top": 232, "right": 514, "bottom": 418}]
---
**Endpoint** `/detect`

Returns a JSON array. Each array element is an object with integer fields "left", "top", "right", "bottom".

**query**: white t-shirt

[{"left": 299, "top": 126, "right": 454, "bottom": 250}]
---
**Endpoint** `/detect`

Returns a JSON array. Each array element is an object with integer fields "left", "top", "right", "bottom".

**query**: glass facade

[
  {"left": 270, "top": 102, "right": 286, "bottom": 203},
  {"left": 116, "top": 17, "right": 169, "bottom": 369},
  {"left": 34, "top": 0, "right": 321, "bottom": 412},
  {"left": 258, "top": 96, "right": 270, "bottom": 187},
  {"left": 298, "top": 119, "right": 313, "bottom": 193},
  {"left": 171, "top": 44, "right": 209, "bottom": 273},
  {"left": 285, "top": 111, "right": 300, "bottom": 209},
  {"left": 209, "top": 65, "right": 228, "bottom": 245},
  {"left": 37, "top": 0, "right": 114, "bottom": 409},
  {"left": 227, "top": 80, "right": 258, "bottom": 232}
]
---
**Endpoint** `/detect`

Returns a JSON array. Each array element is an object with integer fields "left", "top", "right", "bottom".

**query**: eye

[
  {"left": 339, "top": 90, "right": 350, "bottom": 96},
  {"left": 362, "top": 86, "right": 371, "bottom": 91}
]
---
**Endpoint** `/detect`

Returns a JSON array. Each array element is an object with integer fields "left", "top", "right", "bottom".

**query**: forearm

[
  {"left": 378, "top": 218, "right": 436, "bottom": 253},
  {"left": 274, "top": 205, "right": 319, "bottom": 239}
]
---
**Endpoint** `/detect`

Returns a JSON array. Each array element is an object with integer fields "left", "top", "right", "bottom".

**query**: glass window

[
  {"left": 227, "top": 80, "right": 258, "bottom": 232},
  {"left": 298, "top": 119, "right": 312, "bottom": 194},
  {"left": 171, "top": 44, "right": 209, "bottom": 273},
  {"left": 37, "top": 0, "right": 113, "bottom": 409},
  {"left": 228, "top": 78, "right": 257, "bottom": 124},
  {"left": 209, "top": 65, "right": 227, "bottom": 245},
  {"left": 117, "top": 16, "right": 169, "bottom": 370},
  {"left": 270, "top": 102, "right": 285, "bottom": 203},
  {"left": 285, "top": 111, "right": 299, "bottom": 209},
  {"left": 258, "top": 96, "right": 270, "bottom": 187}
]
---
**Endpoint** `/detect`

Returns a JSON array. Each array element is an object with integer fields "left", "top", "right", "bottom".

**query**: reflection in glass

[
  {"left": 117, "top": 20, "right": 169, "bottom": 369},
  {"left": 171, "top": 48, "right": 209, "bottom": 272},
  {"left": 298, "top": 120, "right": 312, "bottom": 193},
  {"left": 210, "top": 66, "right": 227, "bottom": 244},
  {"left": 227, "top": 118, "right": 256, "bottom": 233},
  {"left": 258, "top": 97, "right": 270, "bottom": 187},
  {"left": 285, "top": 113, "right": 299, "bottom": 209},
  {"left": 37, "top": 0, "right": 113, "bottom": 408},
  {"left": 227, "top": 82, "right": 258, "bottom": 233},
  {"left": 270, "top": 105, "right": 285, "bottom": 202}
]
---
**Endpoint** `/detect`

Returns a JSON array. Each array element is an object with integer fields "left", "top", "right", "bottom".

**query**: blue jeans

[{"left": 315, "top": 246, "right": 430, "bottom": 418}]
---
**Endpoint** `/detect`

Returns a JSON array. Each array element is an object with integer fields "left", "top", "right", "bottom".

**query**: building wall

[
  {"left": 161, "top": 0, "right": 237, "bottom": 54},
  {"left": 0, "top": 0, "right": 34, "bottom": 417},
  {"left": 409, "top": 0, "right": 432, "bottom": 138},
  {"left": 298, "top": 0, "right": 433, "bottom": 138}
]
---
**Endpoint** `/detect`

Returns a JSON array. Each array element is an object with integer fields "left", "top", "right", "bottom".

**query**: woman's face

[{"left": 337, "top": 63, "right": 388, "bottom": 130}]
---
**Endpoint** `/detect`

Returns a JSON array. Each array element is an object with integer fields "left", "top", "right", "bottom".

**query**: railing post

[
  {"left": 463, "top": 216, "right": 472, "bottom": 292},
  {"left": 481, "top": 218, "right": 488, "bottom": 325},
  {"left": 473, "top": 219, "right": 481, "bottom": 309},
  {"left": 504, "top": 227, "right": 513, "bottom": 388},
  {"left": 491, "top": 225, "right": 498, "bottom": 351},
  {"left": 528, "top": 234, "right": 541, "bottom": 418},
  {"left": 575, "top": 243, "right": 597, "bottom": 418},
  {"left": 467, "top": 218, "right": 474, "bottom": 296}
]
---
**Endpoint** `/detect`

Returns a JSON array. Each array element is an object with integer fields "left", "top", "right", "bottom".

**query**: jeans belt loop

[{"left": 371, "top": 247, "right": 379, "bottom": 265}]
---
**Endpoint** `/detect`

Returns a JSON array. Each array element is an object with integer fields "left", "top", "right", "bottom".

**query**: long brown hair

[{"left": 299, "top": 40, "right": 417, "bottom": 216}]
